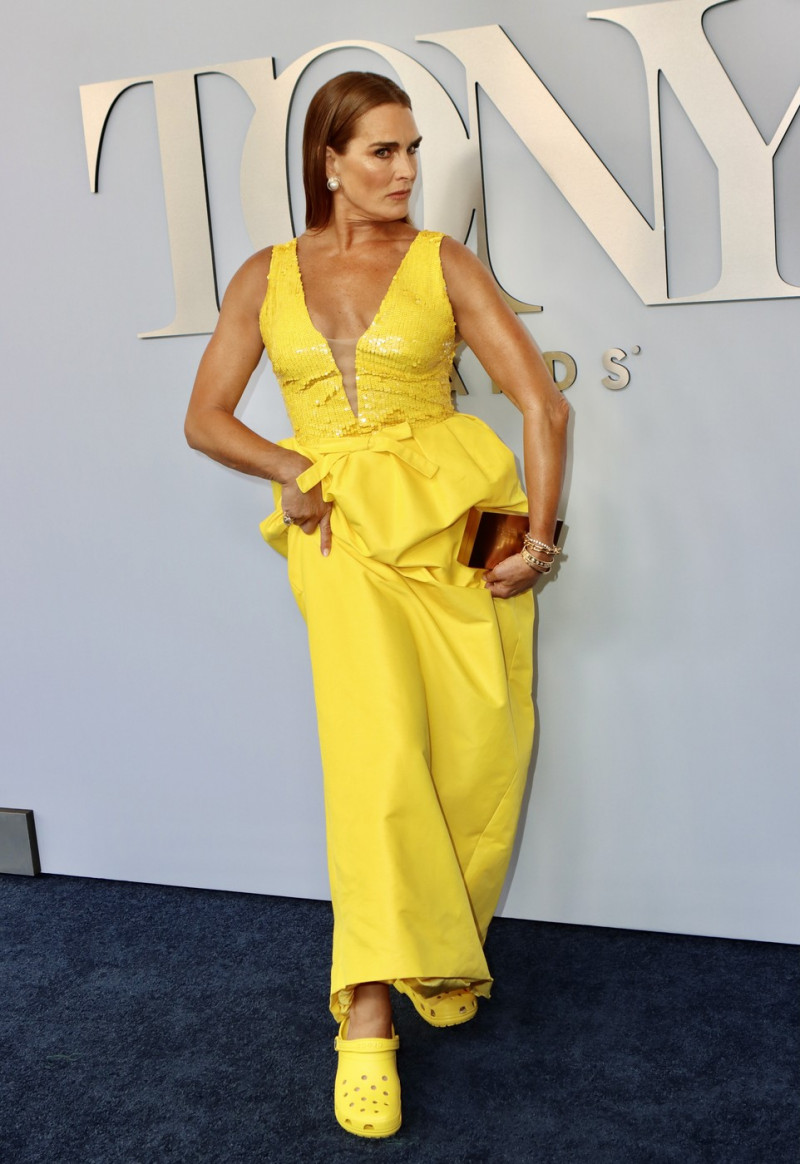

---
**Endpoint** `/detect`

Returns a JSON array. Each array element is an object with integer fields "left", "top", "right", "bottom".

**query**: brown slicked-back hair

[{"left": 303, "top": 72, "right": 412, "bottom": 230}]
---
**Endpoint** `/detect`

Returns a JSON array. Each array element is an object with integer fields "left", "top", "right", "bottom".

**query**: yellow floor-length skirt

[
  {"left": 262, "top": 414, "right": 536, "bottom": 1021},
  {"left": 287, "top": 519, "right": 534, "bottom": 1020}
]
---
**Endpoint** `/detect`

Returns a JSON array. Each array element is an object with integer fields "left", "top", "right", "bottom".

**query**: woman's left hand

[{"left": 483, "top": 554, "right": 543, "bottom": 599}]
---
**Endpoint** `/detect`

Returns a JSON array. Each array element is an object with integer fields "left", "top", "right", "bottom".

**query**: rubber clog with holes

[
  {"left": 334, "top": 1019, "right": 401, "bottom": 1138},
  {"left": 394, "top": 980, "right": 478, "bottom": 1027}
]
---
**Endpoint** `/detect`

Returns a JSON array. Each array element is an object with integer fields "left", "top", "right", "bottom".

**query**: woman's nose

[{"left": 395, "top": 153, "right": 416, "bottom": 180}]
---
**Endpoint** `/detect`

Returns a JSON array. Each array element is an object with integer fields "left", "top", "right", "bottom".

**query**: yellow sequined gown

[{"left": 259, "top": 231, "right": 535, "bottom": 1020}]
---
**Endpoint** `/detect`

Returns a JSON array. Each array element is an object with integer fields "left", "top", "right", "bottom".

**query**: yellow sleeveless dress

[{"left": 259, "top": 231, "right": 535, "bottom": 1021}]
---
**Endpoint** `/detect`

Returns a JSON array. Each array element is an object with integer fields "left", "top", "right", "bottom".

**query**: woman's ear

[{"left": 325, "top": 146, "right": 337, "bottom": 178}]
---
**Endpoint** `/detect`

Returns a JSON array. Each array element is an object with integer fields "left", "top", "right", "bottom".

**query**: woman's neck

[{"left": 306, "top": 214, "right": 414, "bottom": 254}]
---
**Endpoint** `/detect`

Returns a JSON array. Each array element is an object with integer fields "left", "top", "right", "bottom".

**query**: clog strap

[{"left": 334, "top": 1032, "right": 400, "bottom": 1053}]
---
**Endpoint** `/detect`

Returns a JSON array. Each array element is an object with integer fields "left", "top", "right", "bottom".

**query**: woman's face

[{"left": 326, "top": 103, "right": 421, "bottom": 223}]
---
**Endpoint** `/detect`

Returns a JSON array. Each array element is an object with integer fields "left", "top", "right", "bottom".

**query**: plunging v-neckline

[{"left": 293, "top": 233, "right": 421, "bottom": 418}]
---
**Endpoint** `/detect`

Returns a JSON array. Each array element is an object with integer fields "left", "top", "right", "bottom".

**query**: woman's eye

[
  {"left": 375, "top": 148, "right": 390, "bottom": 158},
  {"left": 408, "top": 145, "right": 419, "bottom": 155}
]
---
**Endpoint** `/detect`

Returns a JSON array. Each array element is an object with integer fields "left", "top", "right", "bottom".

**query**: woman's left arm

[{"left": 440, "top": 237, "right": 570, "bottom": 598}]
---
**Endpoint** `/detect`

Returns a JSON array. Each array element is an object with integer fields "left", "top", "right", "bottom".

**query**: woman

[{"left": 185, "top": 71, "right": 569, "bottom": 1138}]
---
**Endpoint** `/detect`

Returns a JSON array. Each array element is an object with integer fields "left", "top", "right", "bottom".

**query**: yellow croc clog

[
  {"left": 334, "top": 1020, "right": 401, "bottom": 1138},
  {"left": 394, "top": 980, "right": 478, "bottom": 1027}
]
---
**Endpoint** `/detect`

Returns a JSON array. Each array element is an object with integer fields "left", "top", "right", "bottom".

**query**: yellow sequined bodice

[{"left": 259, "top": 231, "right": 457, "bottom": 443}]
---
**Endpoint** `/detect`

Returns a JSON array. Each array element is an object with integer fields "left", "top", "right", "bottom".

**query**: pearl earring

[{"left": 326, "top": 177, "right": 341, "bottom": 192}]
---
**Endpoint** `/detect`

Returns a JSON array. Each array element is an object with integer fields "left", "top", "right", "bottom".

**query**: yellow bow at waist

[{"left": 294, "top": 421, "right": 439, "bottom": 493}]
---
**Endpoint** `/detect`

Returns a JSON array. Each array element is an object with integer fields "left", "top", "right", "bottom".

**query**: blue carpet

[{"left": 1, "top": 874, "right": 797, "bottom": 1163}]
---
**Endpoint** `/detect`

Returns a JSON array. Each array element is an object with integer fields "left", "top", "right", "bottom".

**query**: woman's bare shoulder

[
  {"left": 232, "top": 246, "right": 274, "bottom": 291},
  {"left": 439, "top": 235, "right": 490, "bottom": 278},
  {"left": 438, "top": 236, "right": 500, "bottom": 308},
  {"left": 220, "top": 246, "right": 275, "bottom": 316}
]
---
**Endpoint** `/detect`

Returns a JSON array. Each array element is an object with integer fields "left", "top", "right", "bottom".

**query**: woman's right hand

[{"left": 280, "top": 472, "right": 333, "bottom": 556}]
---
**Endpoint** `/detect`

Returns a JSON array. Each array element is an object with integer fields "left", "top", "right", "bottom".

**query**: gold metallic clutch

[{"left": 457, "top": 509, "right": 563, "bottom": 570}]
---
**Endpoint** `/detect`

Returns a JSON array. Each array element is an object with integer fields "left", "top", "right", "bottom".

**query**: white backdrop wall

[{"left": 2, "top": 0, "right": 799, "bottom": 943}]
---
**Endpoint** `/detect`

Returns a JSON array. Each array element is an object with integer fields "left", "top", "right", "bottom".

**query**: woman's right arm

[
  {"left": 185, "top": 248, "right": 300, "bottom": 482},
  {"left": 185, "top": 249, "right": 332, "bottom": 549}
]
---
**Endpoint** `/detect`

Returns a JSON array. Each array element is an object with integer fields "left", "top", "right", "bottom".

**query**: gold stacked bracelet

[
  {"left": 520, "top": 531, "right": 562, "bottom": 575},
  {"left": 524, "top": 534, "right": 561, "bottom": 558},
  {"left": 520, "top": 547, "right": 553, "bottom": 574}
]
